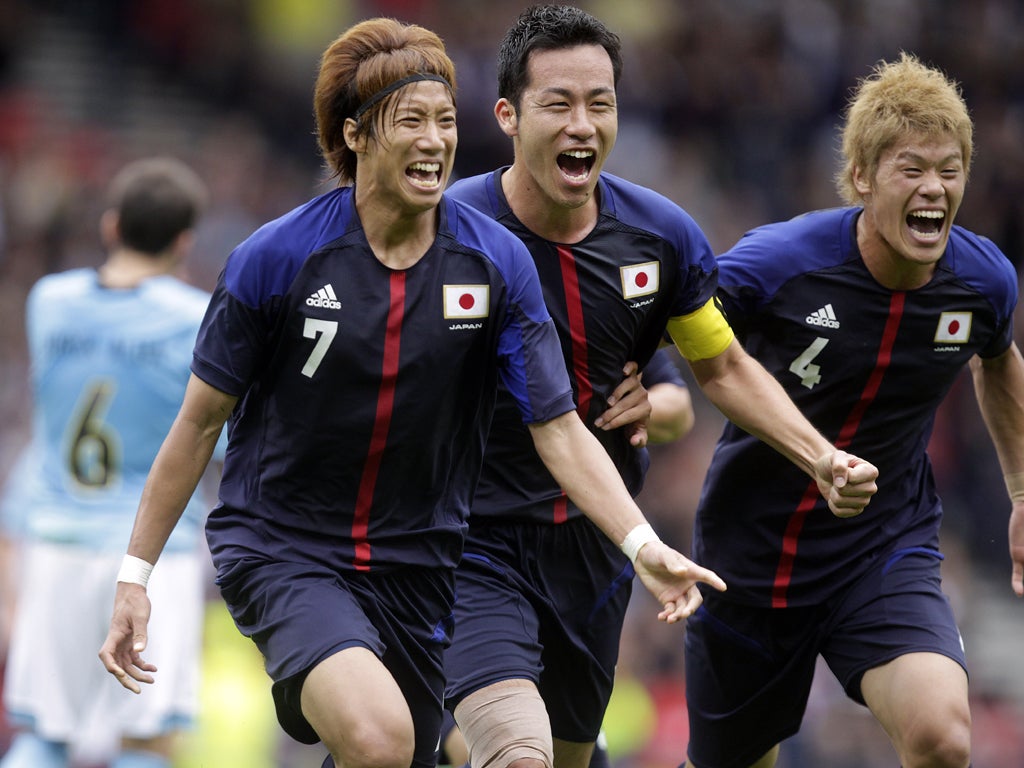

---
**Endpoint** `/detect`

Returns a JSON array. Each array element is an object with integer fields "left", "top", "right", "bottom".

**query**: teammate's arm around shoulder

[{"left": 99, "top": 373, "right": 236, "bottom": 691}]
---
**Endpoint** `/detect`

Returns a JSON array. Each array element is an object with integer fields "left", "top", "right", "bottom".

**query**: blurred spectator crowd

[{"left": 0, "top": 1, "right": 1022, "bottom": 766}]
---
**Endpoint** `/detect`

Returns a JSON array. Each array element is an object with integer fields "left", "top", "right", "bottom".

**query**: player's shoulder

[
  {"left": 596, "top": 172, "right": 715, "bottom": 267},
  {"left": 223, "top": 187, "right": 358, "bottom": 304},
  {"left": 949, "top": 225, "right": 1015, "bottom": 275},
  {"left": 730, "top": 206, "right": 854, "bottom": 254},
  {"left": 237, "top": 186, "right": 355, "bottom": 260},
  {"left": 718, "top": 207, "right": 859, "bottom": 290},
  {"left": 598, "top": 172, "right": 696, "bottom": 228},
  {"left": 142, "top": 275, "right": 213, "bottom": 316},
  {"left": 26, "top": 269, "right": 100, "bottom": 324},
  {"left": 947, "top": 225, "right": 1018, "bottom": 311},
  {"left": 28, "top": 267, "right": 95, "bottom": 302},
  {"left": 441, "top": 190, "right": 530, "bottom": 262},
  {"left": 445, "top": 171, "right": 496, "bottom": 211},
  {"left": 599, "top": 171, "right": 671, "bottom": 204}
]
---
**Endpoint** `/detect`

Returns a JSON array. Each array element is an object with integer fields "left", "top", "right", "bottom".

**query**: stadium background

[{"left": 0, "top": 0, "right": 1021, "bottom": 765}]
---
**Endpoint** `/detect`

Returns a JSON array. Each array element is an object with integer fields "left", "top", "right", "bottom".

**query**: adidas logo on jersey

[
  {"left": 805, "top": 303, "right": 840, "bottom": 329},
  {"left": 307, "top": 284, "right": 341, "bottom": 309}
]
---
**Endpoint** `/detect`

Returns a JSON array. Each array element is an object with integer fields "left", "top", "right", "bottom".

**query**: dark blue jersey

[
  {"left": 643, "top": 347, "right": 687, "bottom": 389},
  {"left": 447, "top": 169, "right": 717, "bottom": 523},
  {"left": 194, "top": 187, "right": 575, "bottom": 573},
  {"left": 695, "top": 206, "right": 1017, "bottom": 607}
]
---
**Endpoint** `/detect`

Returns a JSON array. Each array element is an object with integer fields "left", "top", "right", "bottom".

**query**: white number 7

[
  {"left": 789, "top": 337, "right": 829, "bottom": 389},
  {"left": 302, "top": 318, "right": 338, "bottom": 378}
]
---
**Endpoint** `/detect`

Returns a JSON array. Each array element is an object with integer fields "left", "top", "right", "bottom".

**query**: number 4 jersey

[
  {"left": 15, "top": 270, "right": 217, "bottom": 552},
  {"left": 694, "top": 206, "right": 1018, "bottom": 607}
]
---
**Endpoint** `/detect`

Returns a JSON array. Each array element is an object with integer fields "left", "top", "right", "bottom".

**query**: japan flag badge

[
  {"left": 443, "top": 284, "right": 490, "bottom": 319},
  {"left": 934, "top": 311, "right": 972, "bottom": 343},
  {"left": 620, "top": 261, "right": 659, "bottom": 300}
]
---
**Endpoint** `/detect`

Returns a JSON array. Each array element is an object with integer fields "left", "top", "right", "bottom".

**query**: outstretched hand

[
  {"left": 813, "top": 451, "right": 879, "bottom": 518},
  {"left": 595, "top": 361, "right": 650, "bottom": 447},
  {"left": 632, "top": 540, "right": 727, "bottom": 623},
  {"left": 98, "top": 582, "right": 157, "bottom": 694}
]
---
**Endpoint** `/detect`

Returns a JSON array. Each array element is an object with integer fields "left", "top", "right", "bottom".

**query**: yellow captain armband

[{"left": 666, "top": 298, "right": 735, "bottom": 361}]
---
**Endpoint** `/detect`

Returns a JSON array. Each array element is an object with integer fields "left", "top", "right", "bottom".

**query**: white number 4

[
  {"left": 302, "top": 318, "right": 338, "bottom": 378},
  {"left": 789, "top": 337, "right": 829, "bottom": 389}
]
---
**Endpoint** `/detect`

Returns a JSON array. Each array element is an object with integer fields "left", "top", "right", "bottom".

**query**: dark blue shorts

[
  {"left": 684, "top": 546, "right": 966, "bottom": 768},
  {"left": 438, "top": 709, "right": 460, "bottom": 766},
  {"left": 215, "top": 557, "right": 454, "bottom": 768},
  {"left": 444, "top": 517, "right": 634, "bottom": 742}
]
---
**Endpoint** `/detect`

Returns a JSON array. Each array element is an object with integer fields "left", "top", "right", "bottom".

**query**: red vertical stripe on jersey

[
  {"left": 771, "top": 485, "right": 821, "bottom": 607},
  {"left": 353, "top": 272, "right": 406, "bottom": 570},
  {"left": 554, "top": 245, "right": 591, "bottom": 524},
  {"left": 834, "top": 292, "right": 905, "bottom": 448},
  {"left": 771, "top": 291, "right": 905, "bottom": 607},
  {"left": 557, "top": 245, "right": 592, "bottom": 418}
]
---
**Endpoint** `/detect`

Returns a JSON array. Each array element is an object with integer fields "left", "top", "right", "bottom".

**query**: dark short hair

[
  {"left": 497, "top": 4, "right": 623, "bottom": 110},
  {"left": 107, "top": 157, "right": 208, "bottom": 255}
]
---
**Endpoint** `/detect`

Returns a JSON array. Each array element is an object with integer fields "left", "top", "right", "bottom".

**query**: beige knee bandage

[{"left": 453, "top": 682, "right": 554, "bottom": 768}]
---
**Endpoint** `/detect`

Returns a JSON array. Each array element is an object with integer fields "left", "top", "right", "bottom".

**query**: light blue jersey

[{"left": 5, "top": 268, "right": 222, "bottom": 552}]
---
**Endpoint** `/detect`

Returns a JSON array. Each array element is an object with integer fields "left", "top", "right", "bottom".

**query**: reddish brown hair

[{"left": 314, "top": 17, "right": 457, "bottom": 184}]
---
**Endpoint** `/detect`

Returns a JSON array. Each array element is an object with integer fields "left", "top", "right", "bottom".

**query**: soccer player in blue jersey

[
  {"left": 441, "top": 7, "right": 880, "bottom": 768},
  {"left": 0, "top": 158, "right": 215, "bottom": 768},
  {"left": 97, "top": 18, "right": 730, "bottom": 768},
  {"left": 435, "top": 348, "right": 696, "bottom": 768},
  {"left": 683, "top": 52, "right": 1024, "bottom": 768}
]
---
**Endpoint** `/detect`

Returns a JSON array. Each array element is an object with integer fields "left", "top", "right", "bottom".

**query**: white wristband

[
  {"left": 620, "top": 523, "right": 660, "bottom": 564},
  {"left": 116, "top": 555, "right": 154, "bottom": 587}
]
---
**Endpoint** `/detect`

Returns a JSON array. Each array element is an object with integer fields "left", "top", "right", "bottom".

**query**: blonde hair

[
  {"left": 314, "top": 17, "right": 457, "bottom": 184},
  {"left": 836, "top": 51, "right": 973, "bottom": 205}
]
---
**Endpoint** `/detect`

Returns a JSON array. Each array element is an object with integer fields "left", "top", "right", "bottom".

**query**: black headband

[{"left": 352, "top": 73, "right": 453, "bottom": 121}]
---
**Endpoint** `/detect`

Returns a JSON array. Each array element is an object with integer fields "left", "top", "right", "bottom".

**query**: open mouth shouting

[
  {"left": 407, "top": 161, "right": 442, "bottom": 190},
  {"left": 557, "top": 149, "right": 595, "bottom": 183},
  {"left": 906, "top": 209, "right": 945, "bottom": 242}
]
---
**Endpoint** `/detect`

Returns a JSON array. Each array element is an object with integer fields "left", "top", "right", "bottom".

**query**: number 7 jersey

[
  {"left": 194, "top": 187, "right": 575, "bottom": 574},
  {"left": 694, "top": 206, "right": 1018, "bottom": 607}
]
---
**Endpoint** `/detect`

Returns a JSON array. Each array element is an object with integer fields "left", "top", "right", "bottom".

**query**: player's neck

[
  {"left": 856, "top": 212, "right": 936, "bottom": 291},
  {"left": 501, "top": 166, "right": 598, "bottom": 245},
  {"left": 98, "top": 249, "right": 180, "bottom": 288},
  {"left": 359, "top": 201, "right": 438, "bottom": 270}
]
